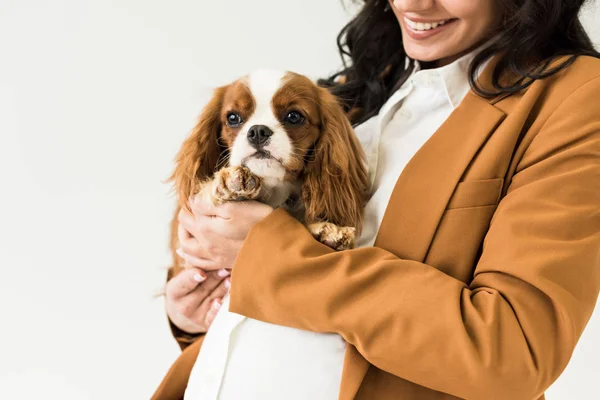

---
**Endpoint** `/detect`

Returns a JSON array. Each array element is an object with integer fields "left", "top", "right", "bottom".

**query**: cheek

[
  {"left": 286, "top": 126, "right": 320, "bottom": 165},
  {"left": 264, "top": 130, "right": 293, "bottom": 162},
  {"left": 220, "top": 128, "right": 237, "bottom": 148},
  {"left": 438, "top": 0, "right": 497, "bottom": 17},
  {"left": 266, "top": 125, "right": 319, "bottom": 172},
  {"left": 227, "top": 126, "right": 253, "bottom": 166},
  {"left": 443, "top": 0, "right": 498, "bottom": 37}
]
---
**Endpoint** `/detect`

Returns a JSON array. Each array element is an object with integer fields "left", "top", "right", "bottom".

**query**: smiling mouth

[
  {"left": 402, "top": 16, "right": 458, "bottom": 39},
  {"left": 404, "top": 17, "right": 457, "bottom": 31}
]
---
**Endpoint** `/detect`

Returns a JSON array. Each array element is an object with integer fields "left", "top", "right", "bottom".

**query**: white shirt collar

[
  {"left": 375, "top": 49, "right": 489, "bottom": 134},
  {"left": 410, "top": 49, "right": 481, "bottom": 108},
  {"left": 364, "top": 49, "right": 488, "bottom": 189}
]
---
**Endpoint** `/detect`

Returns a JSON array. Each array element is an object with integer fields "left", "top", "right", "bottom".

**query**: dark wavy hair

[{"left": 319, "top": 0, "right": 600, "bottom": 126}]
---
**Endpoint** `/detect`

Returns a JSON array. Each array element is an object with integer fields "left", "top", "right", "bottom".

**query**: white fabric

[{"left": 184, "top": 51, "right": 479, "bottom": 400}]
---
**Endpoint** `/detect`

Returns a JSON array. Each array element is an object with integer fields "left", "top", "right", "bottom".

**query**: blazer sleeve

[
  {"left": 166, "top": 266, "right": 205, "bottom": 351},
  {"left": 228, "top": 77, "right": 600, "bottom": 400}
]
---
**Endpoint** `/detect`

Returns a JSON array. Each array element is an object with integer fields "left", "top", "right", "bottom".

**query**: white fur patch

[
  {"left": 228, "top": 69, "right": 293, "bottom": 180},
  {"left": 243, "top": 158, "right": 287, "bottom": 180}
]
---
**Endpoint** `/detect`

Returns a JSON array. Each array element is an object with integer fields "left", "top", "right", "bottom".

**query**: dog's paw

[
  {"left": 211, "top": 166, "right": 262, "bottom": 205},
  {"left": 308, "top": 222, "right": 356, "bottom": 251}
]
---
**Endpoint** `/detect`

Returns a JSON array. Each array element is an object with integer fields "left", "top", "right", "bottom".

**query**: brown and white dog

[{"left": 169, "top": 69, "right": 368, "bottom": 271}]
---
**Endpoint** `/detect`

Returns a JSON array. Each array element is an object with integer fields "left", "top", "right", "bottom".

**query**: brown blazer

[{"left": 153, "top": 56, "right": 600, "bottom": 400}]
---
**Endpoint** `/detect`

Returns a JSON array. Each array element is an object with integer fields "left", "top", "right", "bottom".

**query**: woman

[{"left": 155, "top": 0, "right": 600, "bottom": 399}]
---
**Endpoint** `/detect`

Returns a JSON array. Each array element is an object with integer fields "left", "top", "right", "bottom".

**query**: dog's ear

[
  {"left": 169, "top": 86, "right": 228, "bottom": 210},
  {"left": 302, "top": 88, "right": 369, "bottom": 233}
]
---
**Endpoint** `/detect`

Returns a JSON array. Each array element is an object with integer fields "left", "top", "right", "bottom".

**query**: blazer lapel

[
  {"left": 340, "top": 85, "right": 507, "bottom": 400},
  {"left": 374, "top": 92, "right": 506, "bottom": 259}
]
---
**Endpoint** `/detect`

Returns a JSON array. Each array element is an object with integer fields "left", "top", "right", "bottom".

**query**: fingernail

[
  {"left": 217, "top": 269, "right": 230, "bottom": 277},
  {"left": 224, "top": 278, "right": 231, "bottom": 289},
  {"left": 212, "top": 299, "right": 221, "bottom": 310},
  {"left": 193, "top": 272, "right": 206, "bottom": 282},
  {"left": 176, "top": 248, "right": 185, "bottom": 258}
]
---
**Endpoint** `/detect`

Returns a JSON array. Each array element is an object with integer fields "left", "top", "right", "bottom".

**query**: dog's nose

[{"left": 247, "top": 125, "right": 273, "bottom": 147}]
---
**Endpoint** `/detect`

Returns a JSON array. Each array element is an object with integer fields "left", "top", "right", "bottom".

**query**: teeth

[{"left": 405, "top": 17, "right": 449, "bottom": 31}]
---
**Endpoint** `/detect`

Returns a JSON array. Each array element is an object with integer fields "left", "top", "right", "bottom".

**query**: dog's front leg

[
  {"left": 197, "top": 166, "right": 263, "bottom": 206},
  {"left": 307, "top": 222, "right": 356, "bottom": 251}
]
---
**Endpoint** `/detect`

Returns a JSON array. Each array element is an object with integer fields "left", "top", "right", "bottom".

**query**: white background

[{"left": 0, "top": 1, "right": 598, "bottom": 399}]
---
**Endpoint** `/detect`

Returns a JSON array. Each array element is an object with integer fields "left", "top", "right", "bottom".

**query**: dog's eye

[
  {"left": 284, "top": 111, "right": 305, "bottom": 125},
  {"left": 226, "top": 112, "right": 243, "bottom": 127}
]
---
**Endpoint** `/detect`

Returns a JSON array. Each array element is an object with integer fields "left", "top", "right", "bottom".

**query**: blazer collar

[{"left": 373, "top": 90, "right": 506, "bottom": 260}]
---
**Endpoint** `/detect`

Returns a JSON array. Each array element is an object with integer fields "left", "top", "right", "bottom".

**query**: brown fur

[
  {"left": 302, "top": 86, "right": 368, "bottom": 233},
  {"left": 167, "top": 86, "right": 229, "bottom": 273},
  {"left": 168, "top": 72, "right": 369, "bottom": 273},
  {"left": 308, "top": 222, "right": 357, "bottom": 251},
  {"left": 169, "top": 86, "right": 229, "bottom": 211}
]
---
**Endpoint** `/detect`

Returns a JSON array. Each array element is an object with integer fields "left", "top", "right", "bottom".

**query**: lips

[
  {"left": 404, "top": 17, "right": 453, "bottom": 31},
  {"left": 242, "top": 150, "right": 284, "bottom": 166},
  {"left": 402, "top": 16, "right": 458, "bottom": 40}
]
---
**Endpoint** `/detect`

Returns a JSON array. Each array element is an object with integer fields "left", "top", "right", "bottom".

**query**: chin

[
  {"left": 403, "top": 42, "right": 443, "bottom": 61},
  {"left": 240, "top": 157, "right": 287, "bottom": 180}
]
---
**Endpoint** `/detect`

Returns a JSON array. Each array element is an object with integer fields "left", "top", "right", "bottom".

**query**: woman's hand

[
  {"left": 177, "top": 198, "right": 274, "bottom": 272},
  {"left": 165, "top": 267, "right": 231, "bottom": 334}
]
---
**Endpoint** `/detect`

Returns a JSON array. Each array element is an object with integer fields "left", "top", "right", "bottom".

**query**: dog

[{"left": 168, "top": 69, "right": 368, "bottom": 275}]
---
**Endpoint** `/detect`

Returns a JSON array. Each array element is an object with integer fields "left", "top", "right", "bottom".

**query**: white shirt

[{"left": 185, "top": 52, "right": 480, "bottom": 400}]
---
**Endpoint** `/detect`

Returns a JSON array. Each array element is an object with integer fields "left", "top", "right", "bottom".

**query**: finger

[
  {"left": 178, "top": 247, "right": 220, "bottom": 270},
  {"left": 203, "top": 277, "right": 231, "bottom": 312},
  {"left": 197, "top": 213, "right": 230, "bottom": 237},
  {"left": 203, "top": 298, "right": 222, "bottom": 328},
  {"left": 192, "top": 196, "right": 232, "bottom": 219},
  {"left": 165, "top": 267, "right": 207, "bottom": 299},
  {"left": 184, "top": 269, "right": 230, "bottom": 309},
  {"left": 220, "top": 200, "right": 272, "bottom": 220},
  {"left": 192, "top": 213, "right": 236, "bottom": 241},
  {"left": 177, "top": 223, "right": 193, "bottom": 245},
  {"left": 179, "top": 237, "right": 215, "bottom": 265},
  {"left": 179, "top": 234, "right": 228, "bottom": 272},
  {"left": 211, "top": 275, "right": 231, "bottom": 295},
  {"left": 178, "top": 208, "right": 197, "bottom": 234},
  {"left": 197, "top": 277, "right": 231, "bottom": 325}
]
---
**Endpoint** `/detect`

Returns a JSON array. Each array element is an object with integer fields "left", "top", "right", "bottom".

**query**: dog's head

[{"left": 171, "top": 69, "right": 368, "bottom": 231}]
